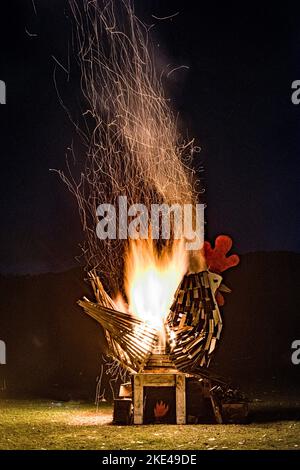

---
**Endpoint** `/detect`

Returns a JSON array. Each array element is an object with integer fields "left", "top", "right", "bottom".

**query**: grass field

[{"left": 0, "top": 399, "right": 299, "bottom": 450}]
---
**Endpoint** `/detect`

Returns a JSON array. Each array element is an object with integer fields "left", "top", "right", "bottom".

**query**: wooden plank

[
  {"left": 133, "top": 375, "right": 143, "bottom": 424},
  {"left": 176, "top": 374, "right": 186, "bottom": 424},
  {"left": 210, "top": 394, "right": 223, "bottom": 424},
  {"left": 139, "top": 374, "right": 176, "bottom": 387}
]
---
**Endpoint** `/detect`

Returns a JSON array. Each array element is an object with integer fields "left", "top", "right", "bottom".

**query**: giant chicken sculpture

[{"left": 79, "top": 235, "right": 239, "bottom": 375}]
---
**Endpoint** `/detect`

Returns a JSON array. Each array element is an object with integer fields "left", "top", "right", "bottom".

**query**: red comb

[{"left": 204, "top": 235, "right": 239, "bottom": 274}]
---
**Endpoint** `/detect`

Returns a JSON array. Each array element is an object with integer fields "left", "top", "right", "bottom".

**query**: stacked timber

[
  {"left": 144, "top": 353, "right": 176, "bottom": 371},
  {"left": 167, "top": 270, "right": 223, "bottom": 373},
  {"left": 79, "top": 271, "right": 158, "bottom": 372},
  {"left": 79, "top": 269, "right": 223, "bottom": 376}
]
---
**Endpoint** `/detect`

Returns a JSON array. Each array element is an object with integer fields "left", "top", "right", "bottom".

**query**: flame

[{"left": 121, "top": 239, "right": 188, "bottom": 334}]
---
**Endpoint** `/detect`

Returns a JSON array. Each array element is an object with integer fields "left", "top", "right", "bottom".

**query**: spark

[
  {"left": 152, "top": 12, "right": 180, "bottom": 21},
  {"left": 25, "top": 28, "right": 38, "bottom": 38},
  {"left": 57, "top": 0, "right": 203, "bottom": 297},
  {"left": 167, "top": 65, "right": 190, "bottom": 78},
  {"left": 31, "top": 0, "right": 37, "bottom": 16},
  {"left": 51, "top": 55, "right": 69, "bottom": 75}
]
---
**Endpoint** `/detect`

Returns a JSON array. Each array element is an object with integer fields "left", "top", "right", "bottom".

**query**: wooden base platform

[{"left": 133, "top": 372, "right": 186, "bottom": 424}]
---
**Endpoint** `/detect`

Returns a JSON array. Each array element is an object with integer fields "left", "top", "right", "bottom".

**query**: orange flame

[{"left": 120, "top": 239, "right": 188, "bottom": 335}]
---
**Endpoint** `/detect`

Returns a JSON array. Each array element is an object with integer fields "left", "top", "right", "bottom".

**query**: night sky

[{"left": 0, "top": 1, "right": 299, "bottom": 274}]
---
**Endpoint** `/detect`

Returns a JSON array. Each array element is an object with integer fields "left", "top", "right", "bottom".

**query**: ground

[{"left": 0, "top": 398, "right": 299, "bottom": 450}]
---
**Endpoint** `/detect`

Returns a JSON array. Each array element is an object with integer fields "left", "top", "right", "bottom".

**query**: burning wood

[
  {"left": 79, "top": 266, "right": 224, "bottom": 376},
  {"left": 79, "top": 292, "right": 158, "bottom": 372},
  {"left": 77, "top": 235, "right": 239, "bottom": 380},
  {"left": 55, "top": 1, "right": 245, "bottom": 424}
]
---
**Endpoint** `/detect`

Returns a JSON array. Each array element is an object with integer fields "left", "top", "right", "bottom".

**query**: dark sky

[{"left": 0, "top": 0, "right": 299, "bottom": 274}]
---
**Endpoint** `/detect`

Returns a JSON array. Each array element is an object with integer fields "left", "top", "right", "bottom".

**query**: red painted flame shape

[{"left": 154, "top": 400, "right": 169, "bottom": 418}]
